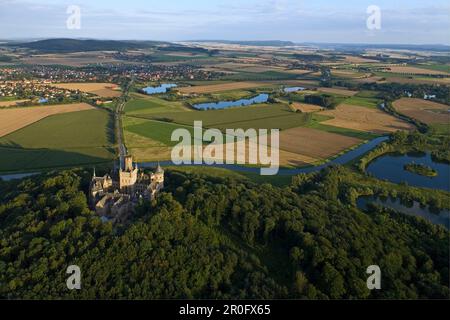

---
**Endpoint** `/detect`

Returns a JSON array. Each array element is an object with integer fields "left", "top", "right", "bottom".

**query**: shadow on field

[{"left": 0, "top": 143, "right": 114, "bottom": 173}]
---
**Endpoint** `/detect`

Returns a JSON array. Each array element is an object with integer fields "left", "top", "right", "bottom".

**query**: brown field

[
  {"left": 291, "top": 102, "right": 323, "bottom": 113},
  {"left": 282, "top": 69, "right": 312, "bottom": 75},
  {"left": 384, "top": 76, "right": 450, "bottom": 85},
  {"left": 354, "top": 76, "right": 385, "bottom": 83},
  {"left": 0, "top": 103, "right": 94, "bottom": 137},
  {"left": 0, "top": 99, "right": 30, "bottom": 107},
  {"left": 342, "top": 55, "right": 379, "bottom": 64},
  {"left": 126, "top": 133, "right": 317, "bottom": 167},
  {"left": 177, "top": 82, "right": 264, "bottom": 94},
  {"left": 392, "top": 98, "right": 450, "bottom": 125},
  {"left": 278, "top": 127, "right": 362, "bottom": 159},
  {"left": 321, "top": 104, "right": 414, "bottom": 133},
  {"left": 385, "top": 66, "right": 450, "bottom": 76},
  {"left": 317, "top": 87, "right": 359, "bottom": 96},
  {"left": 331, "top": 70, "right": 370, "bottom": 79},
  {"left": 52, "top": 82, "right": 121, "bottom": 98}
]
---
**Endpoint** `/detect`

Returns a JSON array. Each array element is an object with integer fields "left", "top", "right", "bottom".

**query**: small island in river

[{"left": 404, "top": 162, "right": 438, "bottom": 177}]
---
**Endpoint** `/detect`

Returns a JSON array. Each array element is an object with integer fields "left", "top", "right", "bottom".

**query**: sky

[{"left": 1, "top": 0, "right": 449, "bottom": 44}]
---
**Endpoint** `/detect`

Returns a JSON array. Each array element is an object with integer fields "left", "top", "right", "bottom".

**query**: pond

[
  {"left": 192, "top": 93, "right": 269, "bottom": 110},
  {"left": 357, "top": 195, "right": 450, "bottom": 229},
  {"left": 366, "top": 152, "right": 450, "bottom": 192},
  {"left": 283, "top": 87, "right": 305, "bottom": 93},
  {"left": 142, "top": 83, "right": 177, "bottom": 95}
]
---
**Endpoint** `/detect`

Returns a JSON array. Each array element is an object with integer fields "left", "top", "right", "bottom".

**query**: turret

[{"left": 124, "top": 155, "right": 133, "bottom": 172}]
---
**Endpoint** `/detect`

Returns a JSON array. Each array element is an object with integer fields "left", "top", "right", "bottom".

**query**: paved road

[{"left": 115, "top": 77, "right": 134, "bottom": 167}]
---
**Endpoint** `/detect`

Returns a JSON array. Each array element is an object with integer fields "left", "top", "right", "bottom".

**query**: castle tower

[
  {"left": 124, "top": 155, "right": 133, "bottom": 172},
  {"left": 119, "top": 155, "right": 138, "bottom": 193},
  {"left": 153, "top": 162, "right": 164, "bottom": 185}
]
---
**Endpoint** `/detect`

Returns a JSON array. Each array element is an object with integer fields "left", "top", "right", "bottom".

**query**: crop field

[
  {"left": 134, "top": 103, "right": 311, "bottom": 130},
  {"left": 0, "top": 109, "right": 114, "bottom": 172},
  {"left": 320, "top": 104, "right": 414, "bottom": 134},
  {"left": 331, "top": 70, "right": 369, "bottom": 79},
  {"left": 125, "top": 94, "right": 189, "bottom": 115},
  {"left": 123, "top": 119, "right": 320, "bottom": 166},
  {"left": 290, "top": 102, "right": 323, "bottom": 113},
  {"left": 317, "top": 87, "right": 359, "bottom": 96},
  {"left": 223, "top": 71, "right": 299, "bottom": 81},
  {"left": 52, "top": 82, "right": 122, "bottom": 97},
  {"left": 277, "top": 126, "right": 362, "bottom": 160},
  {"left": 340, "top": 55, "right": 379, "bottom": 64},
  {"left": 344, "top": 96, "right": 381, "bottom": 109},
  {"left": 0, "top": 99, "right": 30, "bottom": 107},
  {"left": 0, "top": 103, "right": 94, "bottom": 137},
  {"left": 384, "top": 66, "right": 450, "bottom": 76},
  {"left": 414, "top": 64, "right": 450, "bottom": 73},
  {"left": 21, "top": 53, "right": 120, "bottom": 67},
  {"left": 177, "top": 82, "right": 266, "bottom": 94},
  {"left": 392, "top": 98, "right": 450, "bottom": 125}
]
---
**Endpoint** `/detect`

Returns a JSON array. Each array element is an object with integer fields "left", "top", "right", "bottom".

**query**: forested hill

[
  {"left": 7, "top": 39, "right": 168, "bottom": 53},
  {"left": 0, "top": 167, "right": 448, "bottom": 299}
]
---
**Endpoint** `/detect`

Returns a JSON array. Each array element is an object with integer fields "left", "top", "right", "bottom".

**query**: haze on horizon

[{"left": 1, "top": 0, "right": 449, "bottom": 45}]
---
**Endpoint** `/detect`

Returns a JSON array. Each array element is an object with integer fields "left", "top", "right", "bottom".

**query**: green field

[
  {"left": 223, "top": 71, "right": 299, "bottom": 81},
  {"left": 125, "top": 118, "right": 198, "bottom": 146},
  {"left": 125, "top": 95, "right": 188, "bottom": 114},
  {"left": 0, "top": 109, "right": 115, "bottom": 172},
  {"left": 133, "top": 103, "right": 311, "bottom": 130},
  {"left": 414, "top": 64, "right": 450, "bottom": 73},
  {"left": 343, "top": 96, "right": 381, "bottom": 109}
]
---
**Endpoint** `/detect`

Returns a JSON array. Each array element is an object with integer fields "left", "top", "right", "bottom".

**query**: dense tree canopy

[{"left": 0, "top": 167, "right": 448, "bottom": 299}]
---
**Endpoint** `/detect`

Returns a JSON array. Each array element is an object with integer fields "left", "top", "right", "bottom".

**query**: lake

[
  {"left": 192, "top": 93, "right": 269, "bottom": 110},
  {"left": 357, "top": 195, "right": 450, "bottom": 229},
  {"left": 142, "top": 83, "right": 177, "bottom": 95},
  {"left": 367, "top": 152, "right": 450, "bottom": 192},
  {"left": 284, "top": 87, "right": 305, "bottom": 93}
]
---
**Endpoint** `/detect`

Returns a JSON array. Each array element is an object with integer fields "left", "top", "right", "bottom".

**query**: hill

[
  {"left": 8, "top": 39, "right": 169, "bottom": 53},
  {"left": 188, "top": 40, "right": 295, "bottom": 47}
]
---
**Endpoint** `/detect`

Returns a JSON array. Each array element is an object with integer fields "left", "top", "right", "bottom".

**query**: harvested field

[
  {"left": 341, "top": 55, "right": 379, "bottom": 64},
  {"left": 320, "top": 104, "right": 414, "bottom": 134},
  {"left": 392, "top": 98, "right": 450, "bottom": 125},
  {"left": 177, "top": 82, "right": 264, "bottom": 94},
  {"left": 278, "top": 127, "right": 362, "bottom": 160},
  {"left": 332, "top": 70, "right": 370, "bottom": 78},
  {"left": 385, "top": 66, "right": 450, "bottom": 76},
  {"left": 52, "top": 82, "right": 121, "bottom": 97},
  {"left": 317, "top": 87, "right": 359, "bottom": 96},
  {"left": 0, "top": 103, "right": 94, "bottom": 137},
  {"left": 0, "top": 99, "right": 30, "bottom": 107},
  {"left": 291, "top": 102, "right": 323, "bottom": 113}
]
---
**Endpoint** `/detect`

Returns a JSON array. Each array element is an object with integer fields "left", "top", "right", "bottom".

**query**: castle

[{"left": 89, "top": 155, "right": 164, "bottom": 223}]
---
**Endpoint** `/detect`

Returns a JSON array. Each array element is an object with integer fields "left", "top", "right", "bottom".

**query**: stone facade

[{"left": 89, "top": 155, "right": 164, "bottom": 223}]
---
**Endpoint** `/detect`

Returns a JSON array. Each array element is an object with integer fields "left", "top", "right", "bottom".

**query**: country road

[{"left": 115, "top": 77, "right": 134, "bottom": 167}]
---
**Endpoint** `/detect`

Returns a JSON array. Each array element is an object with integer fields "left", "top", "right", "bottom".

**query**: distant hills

[
  {"left": 301, "top": 42, "right": 450, "bottom": 52},
  {"left": 7, "top": 39, "right": 169, "bottom": 53},
  {"left": 5, "top": 38, "right": 449, "bottom": 53},
  {"left": 187, "top": 40, "right": 296, "bottom": 47}
]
